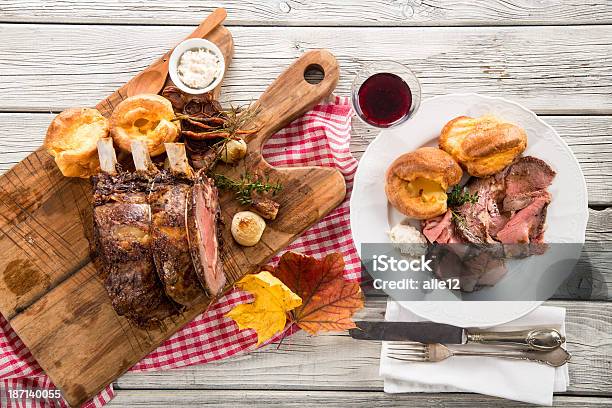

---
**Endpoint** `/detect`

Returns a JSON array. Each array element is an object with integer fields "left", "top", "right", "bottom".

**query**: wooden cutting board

[{"left": 0, "top": 22, "right": 345, "bottom": 407}]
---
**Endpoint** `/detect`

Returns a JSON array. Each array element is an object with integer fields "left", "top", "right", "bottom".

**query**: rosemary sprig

[
  {"left": 221, "top": 103, "right": 261, "bottom": 137},
  {"left": 447, "top": 185, "right": 479, "bottom": 207},
  {"left": 182, "top": 104, "right": 261, "bottom": 139},
  {"left": 214, "top": 172, "right": 282, "bottom": 206},
  {"left": 181, "top": 102, "right": 262, "bottom": 172}
]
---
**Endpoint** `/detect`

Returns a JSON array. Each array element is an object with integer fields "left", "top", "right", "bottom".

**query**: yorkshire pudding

[
  {"left": 110, "top": 94, "right": 180, "bottom": 156},
  {"left": 45, "top": 107, "right": 109, "bottom": 178},
  {"left": 385, "top": 147, "right": 462, "bottom": 219},
  {"left": 439, "top": 115, "right": 527, "bottom": 177}
]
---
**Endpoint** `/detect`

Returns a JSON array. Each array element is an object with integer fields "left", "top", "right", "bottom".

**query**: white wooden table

[{"left": 0, "top": 1, "right": 610, "bottom": 406}]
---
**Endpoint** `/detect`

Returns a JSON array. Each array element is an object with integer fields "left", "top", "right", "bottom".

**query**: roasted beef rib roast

[{"left": 91, "top": 139, "right": 224, "bottom": 327}]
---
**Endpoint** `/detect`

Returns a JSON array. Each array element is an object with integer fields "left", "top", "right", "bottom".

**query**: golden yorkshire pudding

[
  {"left": 45, "top": 107, "right": 109, "bottom": 178},
  {"left": 110, "top": 94, "right": 180, "bottom": 156},
  {"left": 385, "top": 147, "right": 462, "bottom": 219},
  {"left": 439, "top": 115, "right": 527, "bottom": 177}
]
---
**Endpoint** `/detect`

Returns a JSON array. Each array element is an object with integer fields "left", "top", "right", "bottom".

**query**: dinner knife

[{"left": 350, "top": 321, "right": 564, "bottom": 351}]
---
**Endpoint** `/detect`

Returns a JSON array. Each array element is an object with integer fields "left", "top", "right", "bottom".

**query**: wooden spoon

[{"left": 127, "top": 8, "right": 227, "bottom": 97}]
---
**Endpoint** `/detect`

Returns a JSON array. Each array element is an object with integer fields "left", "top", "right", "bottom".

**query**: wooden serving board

[{"left": 0, "top": 21, "right": 345, "bottom": 408}]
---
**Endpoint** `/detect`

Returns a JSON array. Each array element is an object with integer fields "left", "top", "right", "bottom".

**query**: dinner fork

[{"left": 386, "top": 342, "right": 571, "bottom": 367}]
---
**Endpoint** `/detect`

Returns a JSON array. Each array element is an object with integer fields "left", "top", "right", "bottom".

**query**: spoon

[{"left": 127, "top": 8, "right": 227, "bottom": 97}]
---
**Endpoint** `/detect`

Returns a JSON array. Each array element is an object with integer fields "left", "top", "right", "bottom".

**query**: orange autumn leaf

[{"left": 273, "top": 251, "right": 364, "bottom": 335}]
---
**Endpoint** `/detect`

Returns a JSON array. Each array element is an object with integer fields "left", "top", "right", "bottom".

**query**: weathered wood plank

[
  {"left": 105, "top": 390, "right": 612, "bottom": 407},
  {"left": 115, "top": 299, "right": 612, "bottom": 395},
  {"left": 1, "top": 0, "right": 611, "bottom": 26},
  {"left": 2, "top": 114, "right": 610, "bottom": 205},
  {"left": 0, "top": 25, "right": 610, "bottom": 113},
  {"left": 563, "top": 208, "right": 611, "bottom": 300}
]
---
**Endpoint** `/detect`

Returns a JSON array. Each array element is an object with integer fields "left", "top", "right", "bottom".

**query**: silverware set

[{"left": 349, "top": 321, "right": 571, "bottom": 367}]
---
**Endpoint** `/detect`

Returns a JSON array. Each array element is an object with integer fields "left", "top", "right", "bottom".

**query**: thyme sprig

[
  {"left": 214, "top": 172, "right": 283, "bottom": 206},
  {"left": 447, "top": 185, "right": 479, "bottom": 207}
]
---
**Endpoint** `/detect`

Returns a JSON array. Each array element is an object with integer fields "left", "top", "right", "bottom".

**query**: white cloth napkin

[{"left": 380, "top": 301, "right": 569, "bottom": 405}]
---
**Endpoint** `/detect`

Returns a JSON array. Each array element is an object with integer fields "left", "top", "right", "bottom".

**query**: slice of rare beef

[
  {"left": 503, "top": 190, "right": 549, "bottom": 212},
  {"left": 422, "top": 210, "right": 462, "bottom": 244},
  {"left": 187, "top": 173, "right": 226, "bottom": 297},
  {"left": 497, "top": 193, "right": 550, "bottom": 243},
  {"left": 503, "top": 156, "right": 555, "bottom": 211}
]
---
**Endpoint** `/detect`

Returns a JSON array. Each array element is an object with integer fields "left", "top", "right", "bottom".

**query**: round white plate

[{"left": 350, "top": 93, "right": 588, "bottom": 327}]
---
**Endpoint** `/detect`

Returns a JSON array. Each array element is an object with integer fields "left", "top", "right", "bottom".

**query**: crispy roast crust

[{"left": 92, "top": 172, "right": 179, "bottom": 327}]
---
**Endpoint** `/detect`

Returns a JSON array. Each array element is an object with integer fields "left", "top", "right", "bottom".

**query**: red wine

[{"left": 357, "top": 72, "right": 412, "bottom": 127}]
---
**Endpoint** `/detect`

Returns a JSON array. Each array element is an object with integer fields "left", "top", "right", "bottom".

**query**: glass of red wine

[{"left": 351, "top": 61, "right": 421, "bottom": 128}]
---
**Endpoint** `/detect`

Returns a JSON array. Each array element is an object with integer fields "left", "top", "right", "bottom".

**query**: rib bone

[
  {"left": 97, "top": 138, "right": 118, "bottom": 175},
  {"left": 131, "top": 140, "right": 157, "bottom": 173},
  {"left": 165, "top": 143, "right": 194, "bottom": 178}
]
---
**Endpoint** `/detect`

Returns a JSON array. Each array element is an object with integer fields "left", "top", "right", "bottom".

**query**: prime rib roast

[
  {"left": 422, "top": 156, "right": 556, "bottom": 292},
  {"left": 91, "top": 139, "right": 225, "bottom": 327}
]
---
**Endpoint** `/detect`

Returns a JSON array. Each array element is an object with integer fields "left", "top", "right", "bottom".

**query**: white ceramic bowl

[{"left": 168, "top": 38, "right": 225, "bottom": 95}]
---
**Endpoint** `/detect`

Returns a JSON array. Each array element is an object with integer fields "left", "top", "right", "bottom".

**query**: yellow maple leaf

[{"left": 226, "top": 271, "right": 302, "bottom": 345}]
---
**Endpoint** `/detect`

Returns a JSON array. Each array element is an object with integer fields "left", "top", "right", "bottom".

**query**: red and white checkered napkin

[{"left": 0, "top": 95, "right": 360, "bottom": 408}]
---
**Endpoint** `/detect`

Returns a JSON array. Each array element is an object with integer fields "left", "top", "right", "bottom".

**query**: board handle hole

[{"left": 304, "top": 64, "right": 325, "bottom": 84}]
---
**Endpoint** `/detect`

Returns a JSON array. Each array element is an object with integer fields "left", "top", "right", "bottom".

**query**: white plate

[{"left": 350, "top": 93, "right": 588, "bottom": 327}]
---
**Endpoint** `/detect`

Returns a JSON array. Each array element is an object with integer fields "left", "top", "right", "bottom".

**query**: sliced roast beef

[
  {"left": 456, "top": 244, "right": 505, "bottom": 291},
  {"left": 187, "top": 173, "right": 226, "bottom": 296},
  {"left": 487, "top": 197, "right": 510, "bottom": 237},
  {"left": 427, "top": 244, "right": 466, "bottom": 281},
  {"left": 503, "top": 156, "right": 555, "bottom": 211},
  {"left": 422, "top": 175, "right": 509, "bottom": 290},
  {"left": 503, "top": 190, "right": 549, "bottom": 212},
  {"left": 422, "top": 210, "right": 462, "bottom": 243},
  {"left": 497, "top": 193, "right": 551, "bottom": 245},
  {"left": 455, "top": 176, "right": 506, "bottom": 244},
  {"left": 469, "top": 252, "right": 508, "bottom": 287},
  {"left": 420, "top": 153, "right": 556, "bottom": 291},
  {"left": 428, "top": 244, "right": 507, "bottom": 292},
  {"left": 459, "top": 253, "right": 489, "bottom": 292}
]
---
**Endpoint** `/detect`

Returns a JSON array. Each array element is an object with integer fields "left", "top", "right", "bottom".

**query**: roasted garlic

[{"left": 220, "top": 138, "right": 248, "bottom": 164}]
